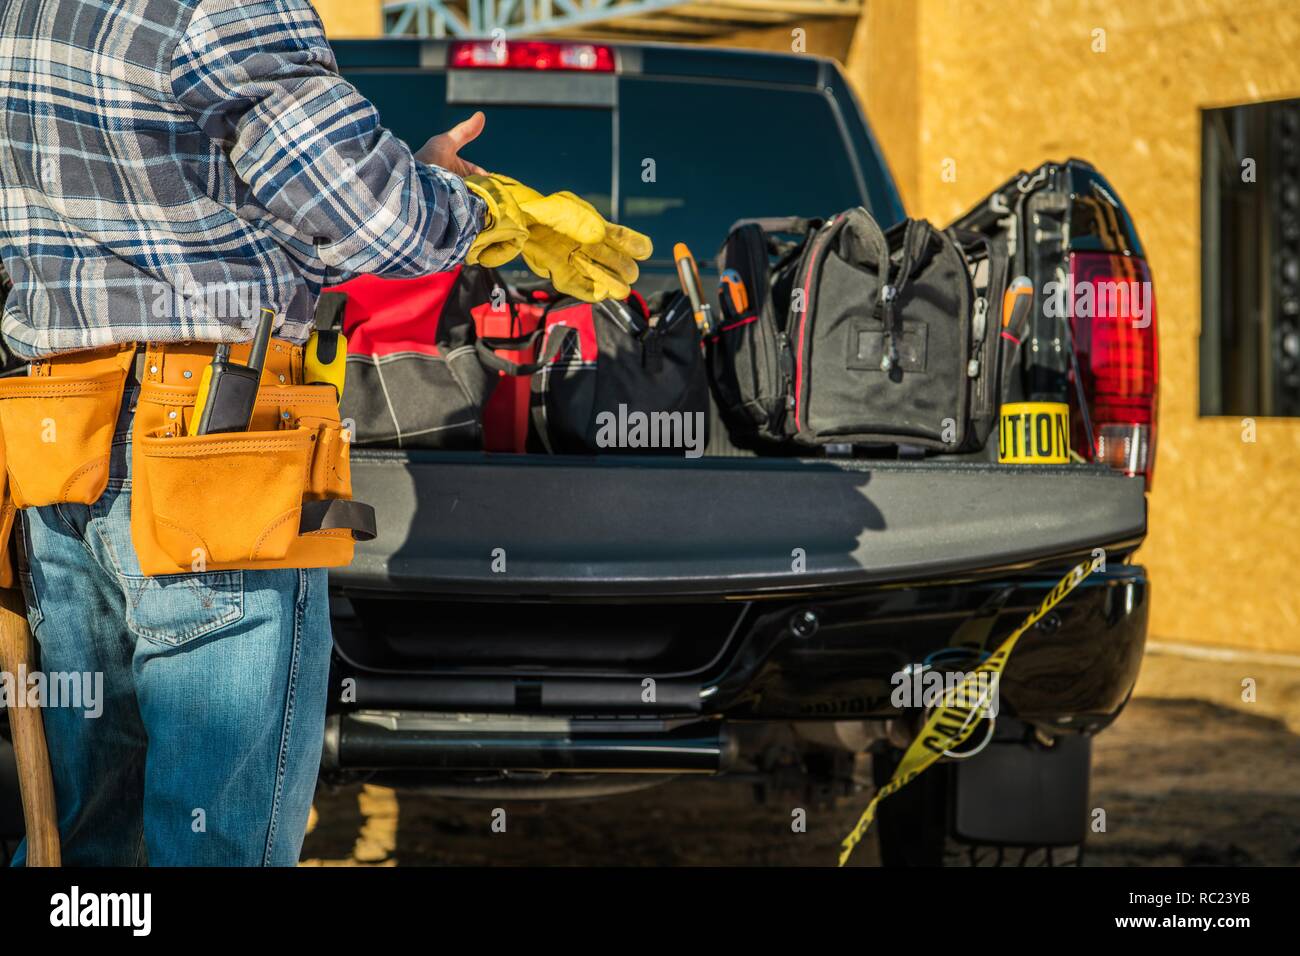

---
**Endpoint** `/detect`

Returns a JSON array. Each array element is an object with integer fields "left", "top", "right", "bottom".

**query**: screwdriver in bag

[
  {"left": 998, "top": 277, "right": 1033, "bottom": 405},
  {"left": 719, "top": 269, "right": 749, "bottom": 317},
  {"left": 673, "top": 242, "right": 715, "bottom": 336}
]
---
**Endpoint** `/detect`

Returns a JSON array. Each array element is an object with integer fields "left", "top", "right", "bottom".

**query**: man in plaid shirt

[{"left": 0, "top": 0, "right": 495, "bottom": 866}]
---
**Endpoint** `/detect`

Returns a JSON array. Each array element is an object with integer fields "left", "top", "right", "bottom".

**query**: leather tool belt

[{"left": 0, "top": 340, "right": 375, "bottom": 578}]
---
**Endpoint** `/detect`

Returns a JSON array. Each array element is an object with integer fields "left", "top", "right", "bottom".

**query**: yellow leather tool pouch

[
  {"left": 139, "top": 426, "right": 315, "bottom": 566},
  {"left": 0, "top": 345, "right": 133, "bottom": 508},
  {"left": 130, "top": 340, "right": 372, "bottom": 576}
]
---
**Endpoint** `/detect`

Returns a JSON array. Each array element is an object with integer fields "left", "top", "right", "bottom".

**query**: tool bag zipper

[
  {"left": 947, "top": 226, "right": 1007, "bottom": 443},
  {"left": 790, "top": 217, "right": 839, "bottom": 436}
]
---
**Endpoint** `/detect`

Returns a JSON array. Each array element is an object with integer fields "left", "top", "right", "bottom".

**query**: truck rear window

[
  {"left": 455, "top": 104, "right": 614, "bottom": 218},
  {"left": 344, "top": 68, "right": 870, "bottom": 264},
  {"left": 340, "top": 71, "right": 614, "bottom": 217},
  {"left": 617, "top": 78, "right": 866, "bottom": 259}
]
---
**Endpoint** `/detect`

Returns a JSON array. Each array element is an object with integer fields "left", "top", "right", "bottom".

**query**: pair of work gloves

[{"left": 464, "top": 174, "right": 652, "bottom": 303}]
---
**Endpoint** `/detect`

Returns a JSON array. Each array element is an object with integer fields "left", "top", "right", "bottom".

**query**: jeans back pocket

[{"left": 123, "top": 570, "right": 244, "bottom": 647}]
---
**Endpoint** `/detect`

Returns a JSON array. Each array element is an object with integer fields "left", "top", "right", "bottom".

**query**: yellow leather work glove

[
  {"left": 464, "top": 175, "right": 530, "bottom": 268},
  {"left": 466, "top": 174, "right": 652, "bottom": 301},
  {"left": 522, "top": 217, "right": 652, "bottom": 303}
]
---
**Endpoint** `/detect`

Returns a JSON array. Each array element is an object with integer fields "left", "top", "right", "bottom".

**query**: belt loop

[
  {"left": 144, "top": 343, "right": 163, "bottom": 384},
  {"left": 125, "top": 344, "right": 146, "bottom": 387}
]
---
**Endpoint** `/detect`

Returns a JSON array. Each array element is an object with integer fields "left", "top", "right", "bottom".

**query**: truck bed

[{"left": 333, "top": 452, "right": 1146, "bottom": 598}]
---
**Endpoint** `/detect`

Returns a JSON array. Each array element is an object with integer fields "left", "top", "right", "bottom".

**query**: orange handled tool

[
  {"left": 1002, "top": 276, "right": 1033, "bottom": 329},
  {"left": 999, "top": 276, "right": 1033, "bottom": 404},
  {"left": 719, "top": 269, "right": 749, "bottom": 316},
  {"left": 673, "top": 242, "right": 715, "bottom": 335}
]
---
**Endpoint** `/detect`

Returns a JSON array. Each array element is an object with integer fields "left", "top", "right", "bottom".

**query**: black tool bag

[
  {"left": 477, "top": 292, "right": 709, "bottom": 456},
  {"left": 709, "top": 209, "right": 1003, "bottom": 453},
  {"left": 707, "top": 217, "right": 814, "bottom": 446}
]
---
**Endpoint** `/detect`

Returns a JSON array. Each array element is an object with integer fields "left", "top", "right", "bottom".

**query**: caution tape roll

[
  {"left": 838, "top": 555, "right": 1102, "bottom": 866},
  {"left": 998, "top": 401, "right": 1070, "bottom": 464}
]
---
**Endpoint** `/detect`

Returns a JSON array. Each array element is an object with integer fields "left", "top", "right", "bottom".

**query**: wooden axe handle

[{"left": 0, "top": 587, "right": 61, "bottom": 867}]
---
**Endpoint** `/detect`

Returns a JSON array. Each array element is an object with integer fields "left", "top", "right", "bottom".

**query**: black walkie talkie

[{"left": 190, "top": 308, "right": 275, "bottom": 435}]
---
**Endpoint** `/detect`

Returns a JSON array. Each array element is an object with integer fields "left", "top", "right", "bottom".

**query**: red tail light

[
  {"left": 1067, "top": 252, "right": 1159, "bottom": 486},
  {"left": 448, "top": 40, "right": 615, "bottom": 73}
]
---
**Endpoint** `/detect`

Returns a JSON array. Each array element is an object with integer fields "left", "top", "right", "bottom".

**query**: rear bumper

[
  {"left": 334, "top": 451, "right": 1146, "bottom": 598},
  {"left": 706, "top": 563, "right": 1148, "bottom": 728},
  {"left": 326, "top": 564, "right": 1149, "bottom": 774}
]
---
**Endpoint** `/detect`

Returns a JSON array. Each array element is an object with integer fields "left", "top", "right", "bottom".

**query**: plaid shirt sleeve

[{"left": 169, "top": 0, "right": 484, "bottom": 282}]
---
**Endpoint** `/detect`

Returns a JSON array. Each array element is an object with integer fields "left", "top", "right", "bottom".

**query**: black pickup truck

[{"left": 319, "top": 38, "right": 1155, "bottom": 866}]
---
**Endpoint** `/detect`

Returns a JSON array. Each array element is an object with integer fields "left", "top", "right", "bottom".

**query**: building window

[{"left": 1200, "top": 97, "right": 1300, "bottom": 417}]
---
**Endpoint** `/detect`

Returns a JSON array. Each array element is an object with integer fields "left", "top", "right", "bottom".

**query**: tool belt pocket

[
  {"left": 131, "top": 361, "right": 375, "bottom": 575},
  {"left": 299, "top": 416, "right": 352, "bottom": 501},
  {"left": 296, "top": 415, "right": 376, "bottom": 542},
  {"left": 0, "top": 367, "right": 127, "bottom": 508},
  {"left": 139, "top": 427, "right": 315, "bottom": 566}
]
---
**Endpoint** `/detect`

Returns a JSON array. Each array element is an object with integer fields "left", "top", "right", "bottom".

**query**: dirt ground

[{"left": 301, "top": 648, "right": 1300, "bottom": 866}]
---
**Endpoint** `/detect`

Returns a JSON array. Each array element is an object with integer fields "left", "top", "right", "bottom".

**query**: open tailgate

[{"left": 332, "top": 452, "right": 1146, "bottom": 598}]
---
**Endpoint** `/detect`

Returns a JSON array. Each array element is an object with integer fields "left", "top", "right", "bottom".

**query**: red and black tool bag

[
  {"left": 471, "top": 286, "right": 548, "bottom": 452},
  {"left": 477, "top": 292, "right": 709, "bottom": 455},
  {"left": 326, "top": 267, "right": 488, "bottom": 449},
  {"left": 323, "top": 266, "right": 547, "bottom": 451}
]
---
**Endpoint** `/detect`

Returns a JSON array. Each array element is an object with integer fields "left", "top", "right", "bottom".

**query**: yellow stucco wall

[
  {"left": 845, "top": 0, "right": 1300, "bottom": 652},
  {"left": 313, "top": 0, "right": 383, "bottom": 37}
]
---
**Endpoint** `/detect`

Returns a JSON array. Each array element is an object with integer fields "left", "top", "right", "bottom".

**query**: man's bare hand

[{"left": 415, "top": 111, "right": 487, "bottom": 177}]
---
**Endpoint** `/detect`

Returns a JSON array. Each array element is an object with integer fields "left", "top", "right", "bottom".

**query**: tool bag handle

[
  {"left": 873, "top": 217, "right": 933, "bottom": 372},
  {"left": 727, "top": 216, "right": 823, "bottom": 238},
  {"left": 475, "top": 287, "right": 633, "bottom": 377},
  {"left": 475, "top": 323, "right": 577, "bottom": 377}
]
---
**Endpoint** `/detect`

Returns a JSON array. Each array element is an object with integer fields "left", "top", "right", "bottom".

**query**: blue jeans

[{"left": 11, "top": 385, "right": 332, "bottom": 866}]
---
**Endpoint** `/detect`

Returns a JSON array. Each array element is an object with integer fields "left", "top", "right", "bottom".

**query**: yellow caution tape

[
  {"left": 838, "top": 555, "right": 1102, "bottom": 866},
  {"left": 999, "top": 401, "right": 1070, "bottom": 464}
]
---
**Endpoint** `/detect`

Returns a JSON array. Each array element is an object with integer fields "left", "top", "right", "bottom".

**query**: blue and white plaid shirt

[{"left": 0, "top": 0, "right": 484, "bottom": 360}]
